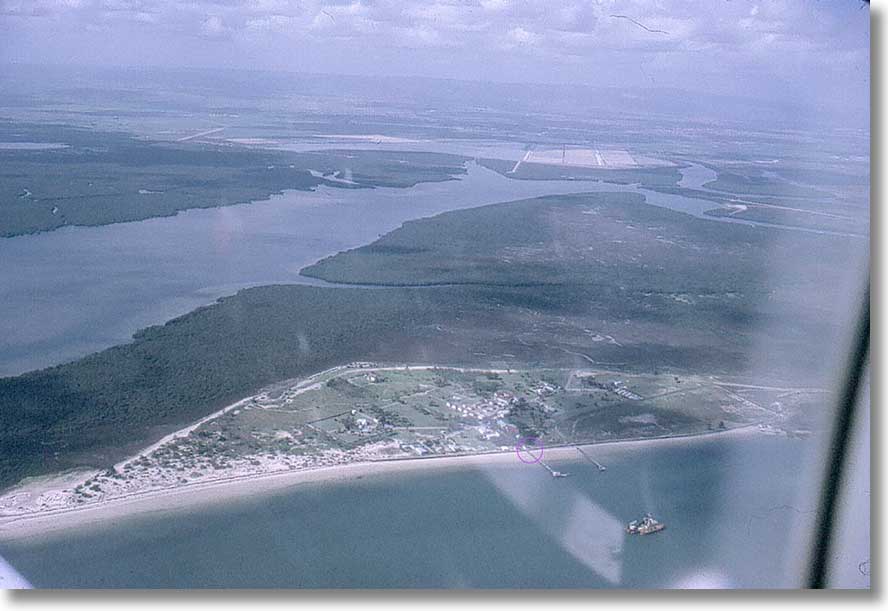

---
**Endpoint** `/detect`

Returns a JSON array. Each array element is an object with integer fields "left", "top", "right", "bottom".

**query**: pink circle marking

[{"left": 516, "top": 437, "right": 544, "bottom": 464}]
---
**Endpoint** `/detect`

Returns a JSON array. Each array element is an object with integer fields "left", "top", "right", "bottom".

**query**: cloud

[
  {"left": 245, "top": 14, "right": 293, "bottom": 33},
  {"left": 200, "top": 14, "right": 231, "bottom": 38},
  {"left": 506, "top": 26, "right": 538, "bottom": 47},
  {"left": 0, "top": 0, "right": 869, "bottom": 108},
  {"left": 1, "top": 0, "right": 862, "bottom": 57},
  {"left": 479, "top": 0, "right": 510, "bottom": 12}
]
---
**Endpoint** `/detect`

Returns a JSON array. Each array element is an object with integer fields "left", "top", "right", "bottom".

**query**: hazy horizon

[{"left": 0, "top": 1, "right": 870, "bottom": 125}]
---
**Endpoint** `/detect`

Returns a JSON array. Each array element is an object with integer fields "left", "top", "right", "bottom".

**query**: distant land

[{"left": 0, "top": 121, "right": 468, "bottom": 237}]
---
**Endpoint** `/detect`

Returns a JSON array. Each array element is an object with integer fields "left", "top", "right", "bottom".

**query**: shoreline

[{"left": 0, "top": 426, "right": 760, "bottom": 543}]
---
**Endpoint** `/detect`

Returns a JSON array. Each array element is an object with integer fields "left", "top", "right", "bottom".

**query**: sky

[{"left": 0, "top": 0, "right": 870, "bottom": 112}]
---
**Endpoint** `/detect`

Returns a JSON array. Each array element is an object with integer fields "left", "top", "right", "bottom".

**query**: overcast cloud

[{"left": 0, "top": 0, "right": 869, "bottom": 110}]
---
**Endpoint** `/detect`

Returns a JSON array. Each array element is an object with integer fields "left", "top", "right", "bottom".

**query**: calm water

[
  {"left": 1, "top": 435, "right": 821, "bottom": 588},
  {"left": 2, "top": 162, "right": 673, "bottom": 376},
  {"left": 0, "top": 160, "right": 733, "bottom": 376}
]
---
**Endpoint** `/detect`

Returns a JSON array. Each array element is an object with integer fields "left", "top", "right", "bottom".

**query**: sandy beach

[{"left": 0, "top": 426, "right": 759, "bottom": 543}]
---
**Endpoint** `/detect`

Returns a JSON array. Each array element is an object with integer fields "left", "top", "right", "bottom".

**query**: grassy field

[
  {"left": 477, "top": 157, "right": 683, "bottom": 188},
  {"left": 49, "top": 363, "right": 821, "bottom": 508},
  {"left": 701, "top": 170, "right": 829, "bottom": 199}
]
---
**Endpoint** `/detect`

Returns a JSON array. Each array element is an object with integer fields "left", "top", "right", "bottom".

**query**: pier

[
  {"left": 576, "top": 447, "right": 606, "bottom": 471},
  {"left": 539, "top": 461, "right": 570, "bottom": 478}
]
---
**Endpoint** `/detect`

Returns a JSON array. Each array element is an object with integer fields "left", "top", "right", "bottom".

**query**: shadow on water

[{"left": 0, "top": 435, "right": 812, "bottom": 588}]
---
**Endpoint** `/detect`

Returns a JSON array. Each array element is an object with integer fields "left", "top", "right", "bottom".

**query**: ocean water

[{"left": 0, "top": 435, "right": 824, "bottom": 588}]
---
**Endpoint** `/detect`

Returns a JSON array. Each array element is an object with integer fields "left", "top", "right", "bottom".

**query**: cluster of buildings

[
  {"left": 445, "top": 392, "right": 513, "bottom": 423},
  {"left": 612, "top": 382, "right": 643, "bottom": 401},
  {"left": 348, "top": 410, "right": 380, "bottom": 434}
]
